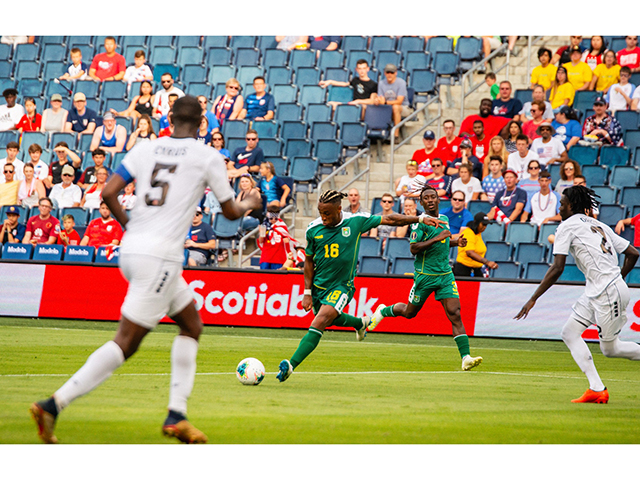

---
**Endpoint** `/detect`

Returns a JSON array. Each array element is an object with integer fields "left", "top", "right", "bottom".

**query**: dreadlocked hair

[
  {"left": 563, "top": 185, "right": 600, "bottom": 216},
  {"left": 319, "top": 190, "right": 348, "bottom": 204},
  {"left": 411, "top": 177, "right": 438, "bottom": 197}
]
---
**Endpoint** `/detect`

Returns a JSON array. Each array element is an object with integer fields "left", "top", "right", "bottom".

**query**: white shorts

[
  {"left": 569, "top": 277, "right": 630, "bottom": 342},
  {"left": 119, "top": 253, "right": 193, "bottom": 330}
]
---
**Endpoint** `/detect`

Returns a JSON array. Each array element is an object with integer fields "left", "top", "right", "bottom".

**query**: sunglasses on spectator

[
  {"left": 565, "top": 166, "right": 574, "bottom": 170},
  {"left": 529, "top": 166, "right": 540, "bottom": 170},
  {"left": 381, "top": 200, "right": 394, "bottom": 203},
  {"left": 452, "top": 198, "right": 465, "bottom": 202},
  {"left": 227, "top": 85, "right": 239, "bottom": 90},
  {"left": 246, "top": 137, "right": 258, "bottom": 141},
  {"left": 4, "top": 169, "right": 14, "bottom": 173},
  {"left": 161, "top": 80, "right": 172, "bottom": 84},
  {"left": 62, "top": 173, "right": 74, "bottom": 177},
  {"left": 212, "top": 137, "right": 223, "bottom": 141},
  {"left": 195, "top": 211, "right": 202, "bottom": 215},
  {"left": 432, "top": 163, "right": 442, "bottom": 167}
]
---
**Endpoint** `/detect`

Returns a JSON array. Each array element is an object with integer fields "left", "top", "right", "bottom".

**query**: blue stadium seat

[
  {"left": 182, "top": 65, "right": 207, "bottom": 85},
  {"left": 317, "top": 50, "right": 344, "bottom": 70},
  {"left": 263, "top": 49, "right": 288, "bottom": 69},
  {"left": 208, "top": 65, "right": 235, "bottom": 86},
  {"left": 342, "top": 36, "right": 367, "bottom": 52},
  {"left": 1, "top": 205, "right": 28, "bottom": 224},
  {"left": 505, "top": 222, "right": 538, "bottom": 244},
  {"left": 539, "top": 222, "right": 559, "bottom": 248},
  {"left": 359, "top": 255, "right": 388, "bottom": 274},
  {"left": 148, "top": 36, "right": 174, "bottom": 49},
  {"left": 404, "top": 52, "right": 431, "bottom": 74},
  {"left": 358, "top": 236, "right": 381, "bottom": 259},
  {"left": 225, "top": 137, "right": 245, "bottom": 155},
  {"left": 0, "top": 43, "right": 11, "bottom": 62},
  {"left": 266, "top": 156, "right": 288, "bottom": 176},
  {"left": 252, "top": 120, "right": 278, "bottom": 138},
  {"left": 258, "top": 138, "right": 282, "bottom": 156},
  {"left": 42, "top": 61, "right": 66, "bottom": 81},
  {"left": 63, "top": 245, "right": 95, "bottom": 263},
  {"left": 346, "top": 50, "right": 373, "bottom": 73},
  {"left": 375, "top": 50, "right": 402, "bottom": 71},
  {"left": 32, "top": 244, "right": 63, "bottom": 262},
  {"left": 230, "top": 36, "right": 257, "bottom": 49},
  {"left": 610, "top": 165, "right": 639, "bottom": 187},
  {"left": 485, "top": 241, "right": 512, "bottom": 261},
  {"left": 284, "top": 139, "right": 312, "bottom": 159},
  {"left": 524, "top": 262, "right": 550, "bottom": 280},
  {"left": 121, "top": 35, "right": 148, "bottom": 49},
  {"left": 14, "top": 60, "right": 40, "bottom": 79},
  {"left": 327, "top": 86, "right": 353, "bottom": 103},
  {"left": 202, "top": 36, "right": 228, "bottom": 49},
  {"left": 299, "top": 85, "right": 325, "bottom": 107},
  {"left": 513, "top": 242, "right": 547, "bottom": 264},
  {"left": 626, "top": 267, "right": 640, "bottom": 285},
  {"left": 609, "top": 37, "right": 627, "bottom": 53},
  {"left": 408, "top": 68, "right": 437, "bottom": 96},
  {"left": 305, "top": 103, "right": 332, "bottom": 125},
  {"left": 221, "top": 120, "right": 248, "bottom": 140},
  {"left": 60, "top": 207, "right": 90, "bottom": 227},
  {"left": 290, "top": 49, "right": 316, "bottom": 69},
  {"left": 272, "top": 84, "right": 298, "bottom": 104},
  {"left": 480, "top": 221, "right": 504, "bottom": 242},
  {"left": 621, "top": 186, "right": 640, "bottom": 208},
  {"left": 490, "top": 261, "right": 521, "bottom": 279},
  {"left": 581, "top": 165, "right": 609, "bottom": 186},
  {"left": 266, "top": 66, "right": 292, "bottom": 86},
  {"left": 573, "top": 91, "right": 600, "bottom": 113},
  {"left": 370, "top": 36, "right": 397, "bottom": 56},
  {"left": 289, "top": 156, "right": 318, "bottom": 184},
  {"left": 73, "top": 80, "right": 100, "bottom": 99},
  {"left": 323, "top": 67, "right": 349, "bottom": 83},
  {"left": 149, "top": 45, "right": 176, "bottom": 65},
  {"left": 21, "top": 131, "right": 48, "bottom": 150},
  {"left": 559, "top": 264, "right": 585, "bottom": 282},
  {"left": 433, "top": 52, "right": 460, "bottom": 85},
  {"left": 1, "top": 243, "right": 33, "bottom": 260},
  {"left": 207, "top": 47, "right": 232, "bottom": 66},
  {"left": 339, "top": 122, "right": 368, "bottom": 150},
  {"left": 14, "top": 43, "right": 38, "bottom": 62},
  {"left": 599, "top": 145, "right": 629, "bottom": 166},
  {"left": 234, "top": 47, "right": 260, "bottom": 67},
  {"left": 591, "top": 185, "right": 617, "bottom": 203},
  {"left": 41, "top": 44, "right": 66, "bottom": 63},
  {"left": 275, "top": 102, "right": 302, "bottom": 122},
  {"left": 177, "top": 46, "right": 204, "bottom": 66},
  {"left": 256, "top": 36, "right": 278, "bottom": 53},
  {"left": 236, "top": 65, "right": 263, "bottom": 87},
  {"left": 186, "top": 82, "right": 212, "bottom": 98},
  {"left": 123, "top": 45, "right": 145, "bottom": 65},
  {"left": 514, "top": 89, "right": 532, "bottom": 105},
  {"left": 426, "top": 36, "right": 454, "bottom": 54},
  {"left": 384, "top": 237, "right": 411, "bottom": 262},
  {"left": 568, "top": 145, "right": 599, "bottom": 165},
  {"left": 598, "top": 204, "right": 626, "bottom": 226},
  {"left": 391, "top": 257, "right": 415, "bottom": 275},
  {"left": 314, "top": 139, "right": 342, "bottom": 166},
  {"left": 310, "top": 121, "right": 338, "bottom": 141},
  {"left": 294, "top": 66, "right": 321, "bottom": 86},
  {"left": 364, "top": 105, "right": 393, "bottom": 141},
  {"left": 0, "top": 131, "right": 19, "bottom": 148},
  {"left": 175, "top": 36, "right": 201, "bottom": 49},
  {"left": 50, "top": 132, "right": 77, "bottom": 150},
  {"left": 467, "top": 200, "right": 491, "bottom": 217},
  {"left": 95, "top": 245, "right": 120, "bottom": 264},
  {"left": 398, "top": 37, "right": 426, "bottom": 57},
  {"left": 615, "top": 110, "right": 639, "bottom": 132},
  {"left": 334, "top": 104, "right": 362, "bottom": 126},
  {"left": 280, "top": 120, "right": 307, "bottom": 140},
  {"left": 100, "top": 81, "right": 127, "bottom": 100}
]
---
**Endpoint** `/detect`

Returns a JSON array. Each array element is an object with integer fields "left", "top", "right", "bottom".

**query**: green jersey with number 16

[{"left": 305, "top": 212, "right": 382, "bottom": 290}]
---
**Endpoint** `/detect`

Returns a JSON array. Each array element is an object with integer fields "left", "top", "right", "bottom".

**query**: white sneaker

[
  {"left": 462, "top": 355, "right": 483, "bottom": 371},
  {"left": 356, "top": 317, "right": 370, "bottom": 341},
  {"left": 366, "top": 304, "right": 387, "bottom": 332}
]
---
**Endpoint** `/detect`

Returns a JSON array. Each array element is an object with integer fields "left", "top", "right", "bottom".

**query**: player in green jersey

[
  {"left": 366, "top": 184, "right": 484, "bottom": 371},
  {"left": 276, "top": 189, "right": 444, "bottom": 382}
]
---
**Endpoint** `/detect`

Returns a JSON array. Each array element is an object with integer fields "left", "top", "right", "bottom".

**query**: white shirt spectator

[
  {"left": 520, "top": 101, "right": 554, "bottom": 121},
  {"left": 50, "top": 183, "right": 83, "bottom": 209},
  {"left": 524, "top": 190, "right": 561, "bottom": 226},
  {"left": 451, "top": 176, "right": 483, "bottom": 205},
  {"left": 507, "top": 150, "right": 539, "bottom": 180},
  {"left": 28, "top": 160, "right": 50, "bottom": 181},
  {"left": 123, "top": 64, "right": 154, "bottom": 87},
  {"left": 606, "top": 83, "right": 635, "bottom": 113},
  {"left": 152, "top": 86, "right": 185, "bottom": 117},
  {"left": 529, "top": 137, "right": 566, "bottom": 166},
  {"left": 0, "top": 104, "right": 25, "bottom": 131}
]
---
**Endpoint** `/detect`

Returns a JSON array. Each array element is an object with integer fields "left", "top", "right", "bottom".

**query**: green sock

[
  {"left": 333, "top": 312, "right": 365, "bottom": 329},
  {"left": 381, "top": 305, "right": 397, "bottom": 317},
  {"left": 290, "top": 328, "right": 323, "bottom": 369},
  {"left": 454, "top": 334, "right": 471, "bottom": 358}
]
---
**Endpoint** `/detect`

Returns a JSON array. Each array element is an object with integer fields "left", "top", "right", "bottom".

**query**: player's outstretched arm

[
  {"left": 620, "top": 244, "right": 640, "bottom": 280},
  {"left": 102, "top": 173, "right": 130, "bottom": 228},
  {"left": 379, "top": 213, "right": 444, "bottom": 228},
  {"left": 220, "top": 195, "right": 263, "bottom": 221},
  {"left": 514, "top": 254, "right": 567, "bottom": 320}
]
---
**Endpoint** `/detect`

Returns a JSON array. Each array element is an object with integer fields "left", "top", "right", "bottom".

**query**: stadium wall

[{"left": 1, "top": 262, "right": 640, "bottom": 342}]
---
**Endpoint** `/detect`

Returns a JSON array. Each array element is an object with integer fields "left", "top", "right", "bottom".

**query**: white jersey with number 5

[
  {"left": 118, "top": 137, "right": 234, "bottom": 262},
  {"left": 553, "top": 214, "right": 630, "bottom": 297}
]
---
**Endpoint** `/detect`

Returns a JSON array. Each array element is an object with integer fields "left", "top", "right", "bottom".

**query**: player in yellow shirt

[
  {"left": 590, "top": 50, "right": 621, "bottom": 93},
  {"left": 563, "top": 46, "right": 593, "bottom": 91},
  {"left": 530, "top": 47, "right": 557, "bottom": 91}
]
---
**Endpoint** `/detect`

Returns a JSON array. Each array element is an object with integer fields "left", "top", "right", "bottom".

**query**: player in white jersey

[
  {"left": 30, "top": 96, "right": 261, "bottom": 443},
  {"left": 515, "top": 186, "right": 640, "bottom": 404}
]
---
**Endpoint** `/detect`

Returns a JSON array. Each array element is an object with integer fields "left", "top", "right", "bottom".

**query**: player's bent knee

[{"left": 599, "top": 340, "right": 618, "bottom": 358}]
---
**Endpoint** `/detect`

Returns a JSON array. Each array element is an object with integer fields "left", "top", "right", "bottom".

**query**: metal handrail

[
  {"left": 388, "top": 95, "right": 442, "bottom": 191},
  {"left": 317, "top": 147, "right": 371, "bottom": 209},
  {"left": 237, "top": 202, "right": 295, "bottom": 266}
]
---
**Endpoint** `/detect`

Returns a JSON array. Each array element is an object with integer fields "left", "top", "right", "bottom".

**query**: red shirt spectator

[
  {"left": 81, "top": 203, "right": 123, "bottom": 247},
  {"left": 57, "top": 229, "right": 81, "bottom": 246},
  {"left": 25, "top": 214, "right": 60, "bottom": 244},
  {"left": 411, "top": 130, "right": 439, "bottom": 176},
  {"left": 615, "top": 214, "right": 640, "bottom": 247},
  {"left": 436, "top": 120, "right": 462, "bottom": 163},
  {"left": 459, "top": 99, "right": 509, "bottom": 141},
  {"left": 617, "top": 36, "right": 640, "bottom": 71},
  {"left": 89, "top": 37, "right": 126, "bottom": 82},
  {"left": 16, "top": 113, "right": 41, "bottom": 132}
]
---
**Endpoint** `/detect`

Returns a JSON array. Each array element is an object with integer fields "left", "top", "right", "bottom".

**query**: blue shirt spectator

[
  {"left": 441, "top": 205, "right": 474, "bottom": 235},
  {"left": 241, "top": 77, "right": 275, "bottom": 121}
]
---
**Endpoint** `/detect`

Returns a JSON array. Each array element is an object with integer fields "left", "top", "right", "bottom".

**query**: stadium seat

[
  {"left": 149, "top": 45, "right": 176, "bottom": 65},
  {"left": 599, "top": 145, "right": 629, "bottom": 167},
  {"left": 433, "top": 52, "right": 460, "bottom": 85},
  {"left": 568, "top": 145, "right": 599, "bottom": 165},
  {"left": 524, "top": 262, "right": 550, "bottom": 280},
  {"left": 42, "top": 61, "right": 67, "bottom": 81},
  {"left": 626, "top": 267, "right": 640, "bottom": 285},
  {"left": 207, "top": 47, "right": 232, "bottom": 66},
  {"left": 283, "top": 139, "right": 312, "bottom": 159},
  {"left": 339, "top": 122, "right": 368, "bottom": 150},
  {"left": 391, "top": 257, "right": 415, "bottom": 275},
  {"left": 175, "top": 36, "right": 201, "bottom": 49},
  {"left": 514, "top": 89, "right": 532, "bottom": 105},
  {"left": 359, "top": 237, "right": 381, "bottom": 259},
  {"left": 41, "top": 44, "right": 66, "bottom": 63},
  {"left": 60, "top": 207, "right": 90, "bottom": 227},
  {"left": 148, "top": 37, "right": 174, "bottom": 50},
  {"left": 573, "top": 91, "right": 600, "bottom": 113},
  {"left": 326, "top": 86, "right": 353, "bottom": 104},
  {"left": 289, "top": 155, "right": 318, "bottom": 182},
  {"left": 202, "top": 36, "right": 228, "bottom": 50},
  {"left": 14, "top": 60, "right": 40, "bottom": 79},
  {"left": 426, "top": 36, "right": 454, "bottom": 54},
  {"left": 252, "top": 120, "right": 278, "bottom": 139},
  {"left": 263, "top": 49, "right": 289, "bottom": 69},
  {"left": 485, "top": 241, "right": 512, "bottom": 261},
  {"left": 0, "top": 43, "right": 12, "bottom": 62},
  {"left": 323, "top": 67, "right": 350, "bottom": 83},
  {"left": 610, "top": 165, "right": 639, "bottom": 187},
  {"left": 375, "top": 51, "right": 402, "bottom": 71},
  {"left": 482, "top": 221, "right": 505, "bottom": 242},
  {"left": 280, "top": 120, "right": 307, "bottom": 140},
  {"left": 293, "top": 67, "right": 320, "bottom": 88},
  {"left": 615, "top": 110, "right": 639, "bottom": 132},
  {"left": 621, "top": 186, "right": 640, "bottom": 208},
  {"left": 230, "top": 35, "right": 257, "bottom": 49},
  {"left": 370, "top": 36, "right": 396, "bottom": 56},
  {"left": 177, "top": 46, "right": 204, "bottom": 67},
  {"left": 299, "top": 85, "right": 325, "bottom": 107},
  {"left": 95, "top": 245, "right": 120, "bottom": 264},
  {"left": 455, "top": 36, "right": 483, "bottom": 72},
  {"left": 359, "top": 255, "right": 388, "bottom": 274},
  {"left": 234, "top": 47, "right": 260, "bottom": 67},
  {"left": 490, "top": 261, "right": 521, "bottom": 279},
  {"left": 1, "top": 243, "right": 33, "bottom": 260},
  {"left": 50, "top": 132, "right": 77, "bottom": 150},
  {"left": 624, "top": 130, "right": 640, "bottom": 154},
  {"left": 63, "top": 245, "right": 95, "bottom": 263},
  {"left": 207, "top": 65, "right": 235, "bottom": 86},
  {"left": 314, "top": 139, "right": 342, "bottom": 166},
  {"left": 581, "top": 165, "right": 609, "bottom": 186},
  {"left": 559, "top": 264, "right": 585, "bottom": 282},
  {"left": 334, "top": 104, "right": 362, "bottom": 126},
  {"left": 265, "top": 65, "right": 292, "bottom": 86},
  {"left": 32, "top": 244, "right": 63, "bottom": 262},
  {"left": 275, "top": 102, "right": 303, "bottom": 122},
  {"left": 266, "top": 156, "right": 288, "bottom": 176},
  {"left": 186, "top": 82, "right": 212, "bottom": 98},
  {"left": 1, "top": 205, "right": 28, "bottom": 224},
  {"left": 182, "top": 65, "right": 207, "bottom": 85},
  {"left": 221, "top": 120, "right": 248, "bottom": 140},
  {"left": 259, "top": 138, "right": 282, "bottom": 156},
  {"left": 465, "top": 201, "right": 490, "bottom": 218},
  {"left": 591, "top": 185, "right": 617, "bottom": 203},
  {"left": 305, "top": 103, "right": 332, "bottom": 125},
  {"left": 408, "top": 68, "right": 437, "bottom": 96},
  {"left": 384, "top": 237, "right": 412, "bottom": 262},
  {"left": 0, "top": 131, "right": 19, "bottom": 149},
  {"left": 513, "top": 242, "right": 547, "bottom": 264},
  {"left": 404, "top": 52, "right": 431, "bottom": 75},
  {"left": 112, "top": 152, "right": 126, "bottom": 171},
  {"left": 505, "top": 222, "right": 537, "bottom": 244},
  {"left": 212, "top": 213, "right": 243, "bottom": 266},
  {"left": 256, "top": 36, "right": 278, "bottom": 53},
  {"left": 310, "top": 121, "right": 338, "bottom": 141},
  {"left": 14, "top": 43, "right": 38, "bottom": 62},
  {"left": 290, "top": 49, "right": 316, "bottom": 69},
  {"left": 21, "top": 131, "right": 48, "bottom": 150},
  {"left": 598, "top": 204, "right": 626, "bottom": 226},
  {"left": 364, "top": 105, "right": 393, "bottom": 142},
  {"left": 271, "top": 84, "right": 298, "bottom": 104},
  {"left": 317, "top": 50, "right": 344, "bottom": 70},
  {"left": 236, "top": 65, "right": 264, "bottom": 88},
  {"left": 398, "top": 36, "right": 426, "bottom": 57},
  {"left": 539, "top": 222, "right": 559, "bottom": 248},
  {"left": 342, "top": 36, "right": 367, "bottom": 52}
]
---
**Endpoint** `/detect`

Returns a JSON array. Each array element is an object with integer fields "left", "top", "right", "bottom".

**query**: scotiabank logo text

[{"left": 189, "top": 281, "right": 379, "bottom": 318}]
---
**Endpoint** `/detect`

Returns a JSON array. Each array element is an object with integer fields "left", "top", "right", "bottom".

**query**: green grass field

[{"left": 1, "top": 316, "right": 639, "bottom": 444}]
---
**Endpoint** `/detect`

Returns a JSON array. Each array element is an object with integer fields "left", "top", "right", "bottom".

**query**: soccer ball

[{"left": 236, "top": 358, "right": 265, "bottom": 385}]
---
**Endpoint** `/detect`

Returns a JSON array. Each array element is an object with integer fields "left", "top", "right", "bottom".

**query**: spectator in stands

[
  {"left": 81, "top": 201, "right": 123, "bottom": 247},
  {"left": 16, "top": 97, "right": 41, "bottom": 134},
  {"left": 153, "top": 73, "right": 185, "bottom": 119},
  {"left": 507, "top": 134, "right": 538, "bottom": 180},
  {"left": 18, "top": 163, "right": 45, "bottom": 209},
  {"left": 26, "top": 144, "right": 49, "bottom": 182},
  {"left": 520, "top": 85, "right": 554, "bottom": 122},
  {"left": 198, "top": 96, "right": 220, "bottom": 134},
  {"left": 582, "top": 95, "right": 623, "bottom": 146},
  {"left": 123, "top": 50, "right": 154, "bottom": 88},
  {"left": 530, "top": 47, "right": 557, "bottom": 91},
  {"left": 492, "top": 81, "right": 522, "bottom": 120},
  {"left": 22, "top": 197, "right": 60, "bottom": 245},
  {"left": 485, "top": 73, "right": 499, "bottom": 99},
  {"left": 453, "top": 213, "right": 498, "bottom": 278},
  {"left": 563, "top": 45, "right": 593, "bottom": 91},
  {"left": 481, "top": 36, "right": 503, "bottom": 70},
  {"left": 81, "top": 166, "right": 108, "bottom": 210},
  {"left": 78, "top": 149, "right": 111, "bottom": 189},
  {"left": 590, "top": 50, "right": 620, "bottom": 93},
  {"left": 40, "top": 94, "right": 68, "bottom": 133},
  {"left": 631, "top": 86, "right": 640, "bottom": 112},
  {"left": 374, "top": 64, "right": 412, "bottom": 136},
  {"left": 581, "top": 36, "right": 607, "bottom": 71},
  {"left": 517, "top": 159, "right": 542, "bottom": 200},
  {"left": 616, "top": 36, "right": 640, "bottom": 72},
  {"left": 521, "top": 170, "right": 561, "bottom": 226},
  {"left": 0, "top": 163, "right": 19, "bottom": 206},
  {"left": 552, "top": 106, "right": 582, "bottom": 149},
  {"left": 395, "top": 198, "right": 419, "bottom": 238},
  {"left": 126, "top": 114, "right": 156, "bottom": 151},
  {"left": 436, "top": 119, "right": 462, "bottom": 164},
  {"left": 0, "top": 88, "right": 24, "bottom": 131},
  {"left": 346, "top": 188, "right": 369, "bottom": 214},
  {"left": 411, "top": 130, "right": 438, "bottom": 177},
  {"left": 57, "top": 214, "right": 81, "bottom": 247},
  {"left": 117, "top": 181, "right": 136, "bottom": 211},
  {"left": 196, "top": 116, "right": 212, "bottom": 146},
  {"left": 447, "top": 138, "right": 482, "bottom": 180},
  {"left": 531, "top": 124, "right": 567, "bottom": 167},
  {"left": 211, "top": 132, "right": 230, "bottom": 160},
  {"left": 228, "top": 129, "right": 263, "bottom": 179},
  {"left": 451, "top": 164, "right": 482, "bottom": 206},
  {"left": 308, "top": 36, "right": 341, "bottom": 51},
  {"left": 64, "top": 92, "right": 97, "bottom": 137},
  {"left": 502, "top": 120, "right": 523, "bottom": 153},
  {"left": 202, "top": 188, "right": 221, "bottom": 223},
  {"left": 470, "top": 119, "right": 490, "bottom": 165},
  {"left": 481, "top": 156, "right": 506, "bottom": 203},
  {"left": 88, "top": 36, "right": 125, "bottom": 82},
  {"left": 239, "top": 76, "right": 275, "bottom": 122},
  {"left": 606, "top": 66, "right": 635, "bottom": 113},
  {"left": 369, "top": 193, "right": 398, "bottom": 244},
  {"left": 257, "top": 205, "right": 294, "bottom": 269},
  {"left": 0, "top": 36, "right": 34, "bottom": 46},
  {"left": 47, "top": 142, "right": 81, "bottom": 187},
  {"left": 236, "top": 174, "right": 263, "bottom": 231},
  {"left": 276, "top": 36, "right": 308, "bottom": 51},
  {"left": 320, "top": 58, "right": 378, "bottom": 110},
  {"left": 259, "top": 161, "right": 290, "bottom": 208},
  {"left": 158, "top": 93, "right": 178, "bottom": 137},
  {"left": 487, "top": 169, "right": 527, "bottom": 224},
  {"left": 615, "top": 213, "right": 640, "bottom": 247},
  {"left": 549, "top": 66, "right": 575, "bottom": 111},
  {"left": 0, "top": 205, "right": 25, "bottom": 243},
  {"left": 551, "top": 36, "right": 583, "bottom": 65},
  {"left": 50, "top": 165, "right": 81, "bottom": 209},
  {"left": 460, "top": 98, "right": 509, "bottom": 141},
  {"left": 59, "top": 47, "right": 88, "bottom": 82},
  {"left": 555, "top": 159, "right": 581, "bottom": 194},
  {"left": 89, "top": 112, "right": 127, "bottom": 154},
  {"left": 0, "top": 142, "right": 24, "bottom": 183},
  {"left": 110, "top": 80, "right": 155, "bottom": 119},
  {"left": 184, "top": 206, "right": 216, "bottom": 267},
  {"left": 482, "top": 136, "right": 509, "bottom": 178},
  {"left": 426, "top": 158, "right": 453, "bottom": 200},
  {"left": 395, "top": 159, "right": 425, "bottom": 204},
  {"left": 211, "top": 78, "right": 243, "bottom": 126},
  {"left": 441, "top": 191, "right": 473, "bottom": 236}
]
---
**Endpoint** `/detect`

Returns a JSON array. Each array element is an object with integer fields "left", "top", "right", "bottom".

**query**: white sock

[
  {"left": 561, "top": 319, "right": 605, "bottom": 391},
  {"left": 54, "top": 341, "right": 125, "bottom": 411},
  {"left": 167, "top": 335, "right": 199, "bottom": 415},
  {"left": 600, "top": 338, "right": 640, "bottom": 360}
]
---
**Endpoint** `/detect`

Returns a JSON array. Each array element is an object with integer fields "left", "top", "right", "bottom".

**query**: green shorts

[
  {"left": 408, "top": 272, "right": 459, "bottom": 306},
  {"left": 312, "top": 284, "right": 355, "bottom": 315}
]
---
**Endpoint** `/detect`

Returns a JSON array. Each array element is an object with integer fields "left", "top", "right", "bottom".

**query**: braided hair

[
  {"left": 411, "top": 177, "right": 438, "bottom": 198},
  {"left": 319, "top": 190, "right": 348, "bottom": 205},
  {"left": 563, "top": 185, "right": 600, "bottom": 216}
]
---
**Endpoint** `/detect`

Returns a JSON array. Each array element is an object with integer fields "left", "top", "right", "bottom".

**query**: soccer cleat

[
  {"left": 462, "top": 355, "right": 483, "bottom": 371},
  {"left": 162, "top": 420, "right": 208, "bottom": 444},
  {"left": 366, "top": 303, "right": 387, "bottom": 332},
  {"left": 356, "top": 316, "right": 370, "bottom": 341},
  {"left": 276, "top": 359, "right": 293, "bottom": 382},
  {"left": 29, "top": 401, "right": 58, "bottom": 444},
  {"left": 571, "top": 388, "right": 609, "bottom": 404}
]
